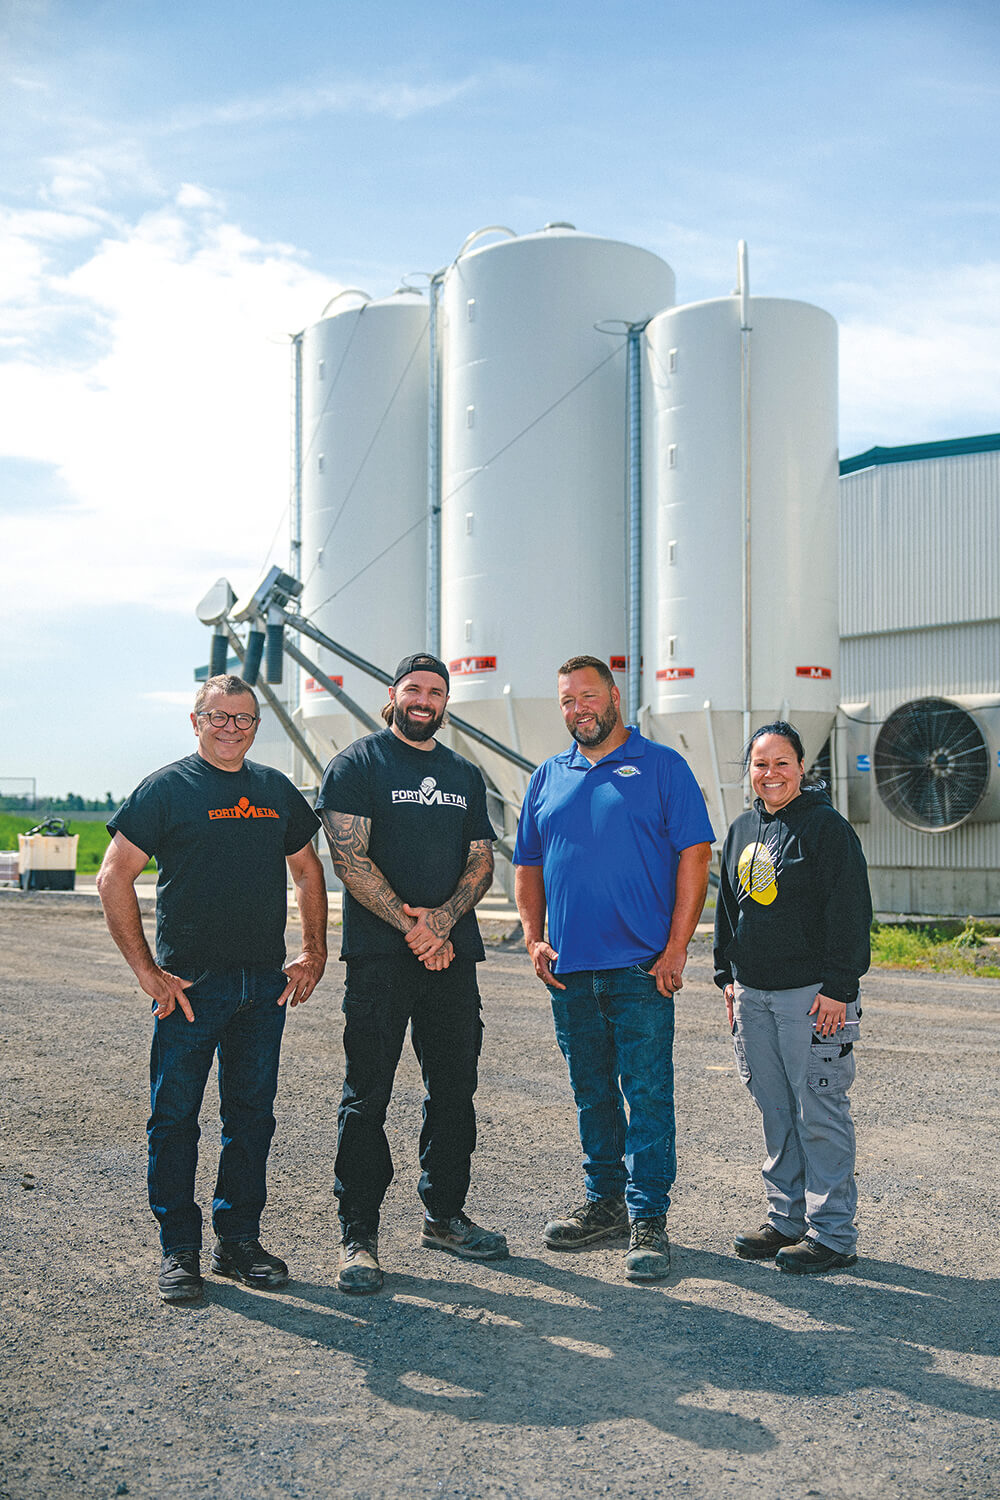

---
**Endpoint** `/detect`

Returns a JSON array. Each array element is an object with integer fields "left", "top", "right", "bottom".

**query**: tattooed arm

[
  {"left": 320, "top": 810, "right": 412, "bottom": 934},
  {"left": 403, "top": 838, "right": 494, "bottom": 961}
]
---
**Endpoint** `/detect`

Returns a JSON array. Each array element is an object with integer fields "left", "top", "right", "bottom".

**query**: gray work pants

[{"left": 732, "top": 981, "right": 859, "bottom": 1254}]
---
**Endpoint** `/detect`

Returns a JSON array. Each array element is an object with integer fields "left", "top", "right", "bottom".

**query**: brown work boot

[
  {"left": 543, "top": 1195, "right": 629, "bottom": 1249},
  {"left": 624, "top": 1216, "right": 671, "bottom": 1281},
  {"left": 337, "top": 1228, "right": 383, "bottom": 1293},
  {"left": 420, "top": 1212, "right": 509, "bottom": 1260}
]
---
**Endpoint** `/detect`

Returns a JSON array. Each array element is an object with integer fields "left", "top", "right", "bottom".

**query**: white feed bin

[
  {"left": 439, "top": 225, "right": 675, "bottom": 806},
  {"left": 642, "top": 293, "right": 839, "bottom": 829},
  {"left": 298, "top": 289, "right": 429, "bottom": 751}
]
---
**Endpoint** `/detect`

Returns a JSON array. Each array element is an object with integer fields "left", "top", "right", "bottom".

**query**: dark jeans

[
  {"left": 147, "top": 966, "right": 288, "bottom": 1253},
  {"left": 335, "top": 954, "right": 483, "bottom": 1232},
  {"left": 549, "top": 963, "right": 676, "bottom": 1220}
]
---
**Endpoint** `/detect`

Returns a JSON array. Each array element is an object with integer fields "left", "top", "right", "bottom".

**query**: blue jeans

[
  {"left": 549, "top": 964, "right": 676, "bottom": 1220},
  {"left": 147, "top": 966, "right": 288, "bottom": 1253}
]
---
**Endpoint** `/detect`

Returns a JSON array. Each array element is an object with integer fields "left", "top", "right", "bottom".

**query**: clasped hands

[{"left": 403, "top": 904, "right": 455, "bottom": 971}]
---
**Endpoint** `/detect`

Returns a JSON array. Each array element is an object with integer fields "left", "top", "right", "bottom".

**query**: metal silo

[
  {"left": 642, "top": 272, "right": 839, "bottom": 830},
  {"left": 297, "top": 289, "right": 429, "bottom": 750},
  {"left": 439, "top": 225, "right": 675, "bottom": 806}
]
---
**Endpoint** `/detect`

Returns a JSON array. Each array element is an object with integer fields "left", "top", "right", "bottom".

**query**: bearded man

[
  {"left": 513, "top": 655, "right": 714, "bottom": 1282},
  {"left": 317, "top": 653, "right": 507, "bottom": 1294}
]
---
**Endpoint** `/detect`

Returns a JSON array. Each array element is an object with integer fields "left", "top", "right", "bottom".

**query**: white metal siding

[
  {"left": 839, "top": 447, "right": 1000, "bottom": 905},
  {"left": 842, "top": 621, "right": 1000, "bottom": 706},
  {"left": 840, "top": 450, "right": 1000, "bottom": 636}
]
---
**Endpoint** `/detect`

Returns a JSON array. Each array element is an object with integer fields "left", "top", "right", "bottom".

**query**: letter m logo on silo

[
  {"left": 795, "top": 666, "right": 832, "bottom": 679},
  {"left": 449, "top": 656, "right": 498, "bottom": 675}
]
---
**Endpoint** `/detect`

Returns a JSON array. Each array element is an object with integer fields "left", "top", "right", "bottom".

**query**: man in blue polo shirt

[{"left": 513, "top": 654, "right": 714, "bottom": 1281}]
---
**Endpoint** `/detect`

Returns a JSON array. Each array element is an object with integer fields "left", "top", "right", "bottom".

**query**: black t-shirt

[
  {"left": 108, "top": 753, "right": 320, "bottom": 975},
  {"left": 316, "top": 728, "right": 495, "bottom": 961}
]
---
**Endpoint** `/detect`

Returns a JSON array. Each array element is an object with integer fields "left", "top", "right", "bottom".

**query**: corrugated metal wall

[
  {"left": 841, "top": 451, "right": 1000, "bottom": 635},
  {"left": 839, "top": 450, "right": 1000, "bottom": 913}
]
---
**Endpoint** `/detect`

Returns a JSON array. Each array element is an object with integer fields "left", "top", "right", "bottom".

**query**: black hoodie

[{"left": 713, "top": 786, "right": 872, "bottom": 1005}]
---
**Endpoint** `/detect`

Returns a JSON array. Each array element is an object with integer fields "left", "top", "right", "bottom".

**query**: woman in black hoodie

[{"left": 714, "top": 721, "right": 872, "bottom": 1275}]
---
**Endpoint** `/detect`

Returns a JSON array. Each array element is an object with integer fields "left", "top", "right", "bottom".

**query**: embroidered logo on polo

[
  {"left": 737, "top": 840, "right": 778, "bottom": 905},
  {"left": 613, "top": 766, "right": 641, "bottom": 778},
  {"left": 208, "top": 796, "right": 279, "bottom": 821},
  {"left": 391, "top": 776, "right": 468, "bottom": 809}
]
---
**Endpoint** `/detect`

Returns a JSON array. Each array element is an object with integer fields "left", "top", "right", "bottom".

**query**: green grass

[
  {"left": 870, "top": 918, "right": 1000, "bottom": 978},
  {"left": 0, "top": 814, "right": 154, "bottom": 873}
]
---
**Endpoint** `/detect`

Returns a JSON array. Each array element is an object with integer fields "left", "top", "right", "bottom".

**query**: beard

[
  {"left": 393, "top": 702, "right": 445, "bottom": 742},
  {"left": 569, "top": 700, "right": 619, "bottom": 748}
]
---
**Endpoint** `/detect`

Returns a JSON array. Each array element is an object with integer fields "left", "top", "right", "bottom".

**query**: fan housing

[{"left": 873, "top": 696, "right": 1000, "bottom": 832}]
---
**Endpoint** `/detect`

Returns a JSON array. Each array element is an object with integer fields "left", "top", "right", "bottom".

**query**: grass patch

[
  {"left": 871, "top": 918, "right": 1000, "bottom": 978},
  {"left": 0, "top": 815, "right": 154, "bottom": 874}
]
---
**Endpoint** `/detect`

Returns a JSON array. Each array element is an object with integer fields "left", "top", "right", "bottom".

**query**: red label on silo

[
  {"left": 305, "top": 675, "right": 343, "bottom": 692},
  {"left": 449, "top": 656, "right": 498, "bottom": 675},
  {"left": 656, "top": 668, "right": 694, "bottom": 680},
  {"left": 795, "top": 666, "right": 832, "bottom": 679}
]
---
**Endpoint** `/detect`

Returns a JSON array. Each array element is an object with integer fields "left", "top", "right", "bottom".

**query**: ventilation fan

[{"left": 874, "top": 697, "right": 1000, "bottom": 832}]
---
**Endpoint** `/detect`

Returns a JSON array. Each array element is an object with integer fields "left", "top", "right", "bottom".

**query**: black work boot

[
  {"left": 211, "top": 1237, "right": 289, "bottom": 1289},
  {"left": 734, "top": 1222, "right": 802, "bottom": 1260},
  {"left": 158, "top": 1249, "right": 203, "bottom": 1304}
]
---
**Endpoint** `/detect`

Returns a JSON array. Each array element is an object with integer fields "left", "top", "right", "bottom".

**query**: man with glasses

[{"left": 98, "top": 675, "right": 327, "bottom": 1304}]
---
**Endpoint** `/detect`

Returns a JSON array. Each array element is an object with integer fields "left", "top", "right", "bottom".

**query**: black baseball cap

[{"left": 392, "top": 653, "right": 450, "bottom": 691}]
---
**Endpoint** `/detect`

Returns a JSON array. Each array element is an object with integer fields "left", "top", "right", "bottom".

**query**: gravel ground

[{"left": 2, "top": 894, "right": 999, "bottom": 1500}]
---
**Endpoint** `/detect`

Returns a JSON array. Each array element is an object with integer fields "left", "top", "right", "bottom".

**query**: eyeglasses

[{"left": 197, "top": 710, "right": 259, "bottom": 729}]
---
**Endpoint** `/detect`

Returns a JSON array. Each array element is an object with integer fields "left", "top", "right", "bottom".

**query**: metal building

[{"left": 837, "top": 434, "right": 1000, "bottom": 915}]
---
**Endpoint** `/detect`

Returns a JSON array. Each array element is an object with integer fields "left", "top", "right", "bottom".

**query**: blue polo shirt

[{"left": 513, "top": 728, "right": 715, "bottom": 974}]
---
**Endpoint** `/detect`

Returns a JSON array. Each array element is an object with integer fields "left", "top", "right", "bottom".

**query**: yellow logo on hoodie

[{"left": 737, "top": 841, "right": 778, "bottom": 905}]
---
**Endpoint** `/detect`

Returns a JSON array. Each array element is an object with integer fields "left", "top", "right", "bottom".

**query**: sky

[{"left": 1, "top": 0, "right": 998, "bottom": 798}]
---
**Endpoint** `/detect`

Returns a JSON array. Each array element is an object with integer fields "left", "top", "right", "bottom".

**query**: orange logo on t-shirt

[{"left": 208, "top": 796, "right": 279, "bottom": 821}]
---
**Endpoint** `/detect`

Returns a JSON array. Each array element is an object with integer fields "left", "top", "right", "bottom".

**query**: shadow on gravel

[
  {"left": 672, "top": 1245, "right": 1000, "bottom": 1362},
  {"left": 204, "top": 1246, "right": 1000, "bottom": 1450}
]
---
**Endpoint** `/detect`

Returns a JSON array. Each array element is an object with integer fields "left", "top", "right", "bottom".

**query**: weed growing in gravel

[{"left": 870, "top": 919, "right": 1000, "bottom": 978}]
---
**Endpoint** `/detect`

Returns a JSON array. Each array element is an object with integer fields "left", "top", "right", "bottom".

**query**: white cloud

[
  {"left": 838, "top": 262, "right": 1000, "bottom": 452},
  {"left": 39, "top": 138, "right": 168, "bottom": 212},
  {"left": 164, "top": 74, "right": 479, "bottom": 133},
  {"left": 0, "top": 185, "right": 338, "bottom": 616}
]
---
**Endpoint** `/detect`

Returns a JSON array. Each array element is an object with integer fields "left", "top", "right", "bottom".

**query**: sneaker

[
  {"left": 420, "top": 1212, "right": 509, "bottom": 1261},
  {"left": 157, "top": 1249, "right": 203, "bottom": 1304},
  {"left": 624, "top": 1216, "right": 671, "bottom": 1282},
  {"left": 543, "top": 1195, "right": 629, "bottom": 1249},
  {"left": 734, "top": 1222, "right": 802, "bottom": 1260},
  {"left": 337, "top": 1229, "right": 383, "bottom": 1294},
  {"left": 211, "top": 1237, "right": 289, "bottom": 1290},
  {"left": 776, "top": 1238, "right": 858, "bottom": 1276}
]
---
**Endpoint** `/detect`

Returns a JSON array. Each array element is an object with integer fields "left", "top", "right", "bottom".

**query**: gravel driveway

[{"left": 2, "top": 896, "right": 998, "bottom": 1499}]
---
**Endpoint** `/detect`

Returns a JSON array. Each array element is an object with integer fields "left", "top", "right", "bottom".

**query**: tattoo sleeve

[
  {"left": 424, "top": 839, "right": 495, "bottom": 939},
  {"left": 319, "top": 810, "right": 411, "bottom": 934}
]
